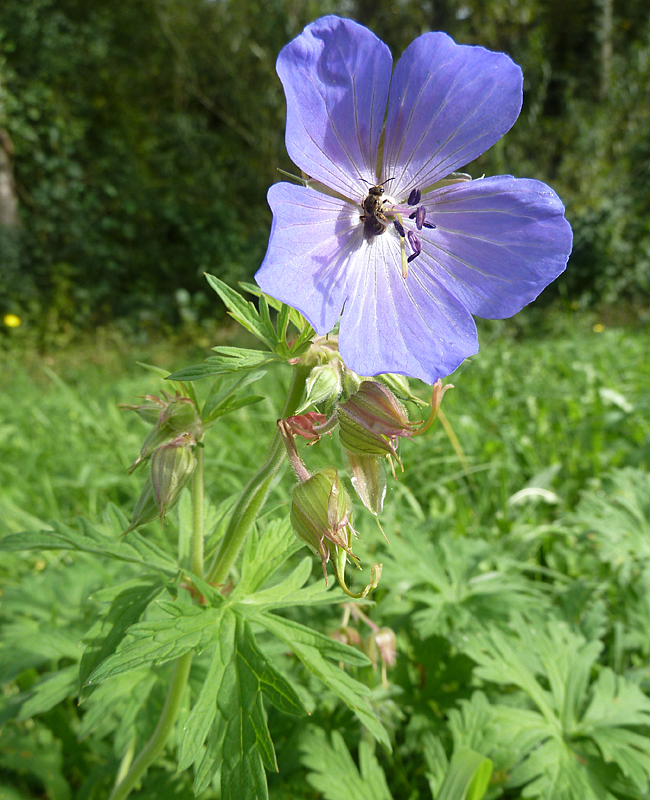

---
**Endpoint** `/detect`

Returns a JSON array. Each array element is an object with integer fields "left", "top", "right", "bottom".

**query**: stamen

[
  {"left": 407, "top": 188, "right": 421, "bottom": 206},
  {"left": 407, "top": 230, "right": 422, "bottom": 264},
  {"left": 415, "top": 206, "right": 426, "bottom": 230},
  {"left": 393, "top": 220, "right": 405, "bottom": 238},
  {"left": 423, "top": 222, "right": 436, "bottom": 229}
]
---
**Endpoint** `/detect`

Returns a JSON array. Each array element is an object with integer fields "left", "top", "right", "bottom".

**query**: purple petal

[
  {"left": 277, "top": 16, "right": 392, "bottom": 199},
  {"left": 338, "top": 233, "right": 478, "bottom": 383},
  {"left": 255, "top": 182, "right": 362, "bottom": 333},
  {"left": 383, "top": 33, "right": 522, "bottom": 197},
  {"left": 418, "top": 176, "right": 573, "bottom": 318}
]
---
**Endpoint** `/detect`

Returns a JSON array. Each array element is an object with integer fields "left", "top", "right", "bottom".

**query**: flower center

[{"left": 358, "top": 183, "right": 436, "bottom": 279}]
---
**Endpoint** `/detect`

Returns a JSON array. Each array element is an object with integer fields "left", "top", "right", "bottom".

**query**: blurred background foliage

[{"left": 0, "top": 0, "right": 649, "bottom": 341}]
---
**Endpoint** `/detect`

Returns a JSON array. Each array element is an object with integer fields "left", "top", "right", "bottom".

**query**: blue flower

[{"left": 256, "top": 16, "right": 572, "bottom": 383}]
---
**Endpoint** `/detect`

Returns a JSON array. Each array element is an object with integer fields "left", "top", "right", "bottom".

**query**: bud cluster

[
  {"left": 279, "top": 339, "right": 452, "bottom": 594},
  {"left": 120, "top": 392, "right": 202, "bottom": 533}
]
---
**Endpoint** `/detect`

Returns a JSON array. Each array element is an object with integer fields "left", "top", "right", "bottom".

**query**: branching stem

[{"left": 206, "top": 364, "right": 310, "bottom": 586}]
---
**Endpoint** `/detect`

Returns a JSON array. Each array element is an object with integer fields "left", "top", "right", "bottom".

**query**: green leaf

[
  {"left": 301, "top": 728, "right": 393, "bottom": 800},
  {"left": 201, "top": 370, "right": 266, "bottom": 425},
  {"left": 86, "top": 601, "right": 221, "bottom": 683},
  {"left": 178, "top": 611, "right": 231, "bottom": 773},
  {"left": 181, "top": 610, "right": 306, "bottom": 794},
  {"left": 0, "top": 515, "right": 179, "bottom": 576},
  {"left": 215, "top": 612, "right": 279, "bottom": 799},
  {"left": 1, "top": 665, "right": 79, "bottom": 724},
  {"left": 238, "top": 281, "right": 306, "bottom": 331},
  {"left": 79, "top": 577, "right": 165, "bottom": 699},
  {"left": 256, "top": 613, "right": 389, "bottom": 748},
  {"left": 235, "top": 556, "right": 346, "bottom": 611},
  {"left": 234, "top": 518, "right": 303, "bottom": 596},
  {"left": 205, "top": 274, "right": 277, "bottom": 350},
  {"left": 168, "top": 347, "right": 282, "bottom": 381},
  {"left": 436, "top": 748, "right": 493, "bottom": 800}
]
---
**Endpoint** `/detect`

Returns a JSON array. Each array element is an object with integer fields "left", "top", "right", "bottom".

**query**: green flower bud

[
  {"left": 150, "top": 434, "right": 197, "bottom": 518},
  {"left": 124, "top": 477, "right": 160, "bottom": 534},
  {"left": 290, "top": 467, "right": 357, "bottom": 583},
  {"left": 158, "top": 397, "right": 202, "bottom": 436},
  {"left": 303, "top": 363, "right": 342, "bottom": 408},
  {"left": 124, "top": 393, "right": 202, "bottom": 474},
  {"left": 347, "top": 452, "right": 386, "bottom": 516},
  {"left": 338, "top": 381, "right": 417, "bottom": 459},
  {"left": 340, "top": 364, "right": 363, "bottom": 397}
]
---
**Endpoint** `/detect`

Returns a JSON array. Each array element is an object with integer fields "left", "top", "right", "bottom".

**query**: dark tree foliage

[{"left": 0, "top": 0, "right": 648, "bottom": 334}]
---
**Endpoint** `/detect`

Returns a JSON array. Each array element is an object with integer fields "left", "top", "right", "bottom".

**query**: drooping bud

[
  {"left": 363, "top": 626, "right": 397, "bottom": 688},
  {"left": 123, "top": 477, "right": 160, "bottom": 534},
  {"left": 150, "top": 433, "right": 197, "bottom": 518},
  {"left": 290, "top": 467, "right": 358, "bottom": 583},
  {"left": 338, "top": 381, "right": 417, "bottom": 462},
  {"left": 124, "top": 392, "right": 202, "bottom": 473},
  {"left": 347, "top": 452, "right": 387, "bottom": 517},
  {"left": 374, "top": 627, "right": 397, "bottom": 669}
]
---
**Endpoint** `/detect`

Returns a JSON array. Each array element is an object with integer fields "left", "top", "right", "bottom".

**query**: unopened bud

[
  {"left": 347, "top": 452, "right": 386, "bottom": 517},
  {"left": 290, "top": 467, "right": 357, "bottom": 582},
  {"left": 158, "top": 397, "right": 202, "bottom": 437},
  {"left": 376, "top": 373, "right": 411, "bottom": 401},
  {"left": 338, "top": 381, "right": 417, "bottom": 459},
  {"left": 123, "top": 478, "right": 160, "bottom": 534},
  {"left": 124, "top": 393, "right": 202, "bottom": 473},
  {"left": 119, "top": 394, "right": 167, "bottom": 424},
  {"left": 374, "top": 627, "right": 397, "bottom": 668},
  {"left": 340, "top": 364, "right": 363, "bottom": 397},
  {"left": 150, "top": 434, "right": 197, "bottom": 518},
  {"left": 303, "top": 363, "right": 342, "bottom": 409}
]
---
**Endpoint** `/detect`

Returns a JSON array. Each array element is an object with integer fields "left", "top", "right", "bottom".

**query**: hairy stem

[
  {"left": 109, "top": 442, "right": 206, "bottom": 799},
  {"left": 108, "top": 651, "right": 192, "bottom": 800},
  {"left": 206, "top": 364, "right": 309, "bottom": 586},
  {"left": 191, "top": 441, "right": 205, "bottom": 578}
]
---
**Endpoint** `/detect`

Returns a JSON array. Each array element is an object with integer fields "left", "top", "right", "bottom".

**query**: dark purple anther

[
  {"left": 423, "top": 221, "right": 436, "bottom": 229},
  {"left": 407, "top": 188, "right": 421, "bottom": 206},
  {"left": 407, "top": 230, "right": 422, "bottom": 263},
  {"left": 393, "top": 220, "right": 406, "bottom": 238},
  {"left": 415, "top": 206, "right": 426, "bottom": 230}
]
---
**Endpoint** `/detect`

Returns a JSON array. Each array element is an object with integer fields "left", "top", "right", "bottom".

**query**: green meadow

[{"left": 2, "top": 311, "right": 649, "bottom": 799}]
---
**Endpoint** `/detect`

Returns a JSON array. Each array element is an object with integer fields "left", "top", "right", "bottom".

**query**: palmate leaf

[
  {"left": 301, "top": 728, "right": 393, "bottom": 800},
  {"left": 181, "top": 610, "right": 307, "bottom": 797},
  {"left": 205, "top": 274, "right": 278, "bottom": 350},
  {"left": 253, "top": 612, "right": 389, "bottom": 748},
  {"left": 200, "top": 369, "right": 266, "bottom": 426},
  {"left": 0, "top": 665, "right": 79, "bottom": 725},
  {"left": 234, "top": 518, "right": 303, "bottom": 596},
  {"left": 382, "top": 532, "right": 545, "bottom": 638},
  {"left": 0, "top": 513, "right": 179, "bottom": 577},
  {"left": 86, "top": 599, "right": 222, "bottom": 685},
  {"left": 300, "top": 728, "right": 492, "bottom": 800},
  {"left": 568, "top": 468, "right": 650, "bottom": 585},
  {"left": 455, "top": 618, "right": 650, "bottom": 799},
  {"left": 79, "top": 577, "right": 166, "bottom": 699}
]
